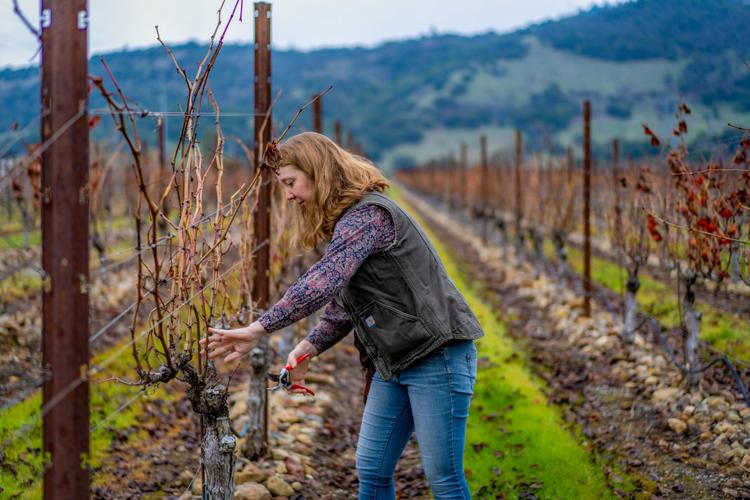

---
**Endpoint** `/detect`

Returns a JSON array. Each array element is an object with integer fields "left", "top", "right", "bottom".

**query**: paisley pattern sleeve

[
  {"left": 304, "top": 300, "right": 352, "bottom": 354},
  {"left": 258, "top": 203, "right": 395, "bottom": 334}
]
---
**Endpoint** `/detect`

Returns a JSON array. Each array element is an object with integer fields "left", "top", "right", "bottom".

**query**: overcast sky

[{"left": 2, "top": 0, "right": 626, "bottom": 69}]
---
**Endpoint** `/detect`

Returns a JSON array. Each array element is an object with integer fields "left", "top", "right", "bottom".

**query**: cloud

[{"left": 1, "top": 0, "right": 624, "bottom": 68}]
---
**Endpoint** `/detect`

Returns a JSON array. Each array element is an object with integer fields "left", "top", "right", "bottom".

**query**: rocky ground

[
  {"left": 0, "top": 228, "right": 143, "bottom": 409},
  {"left": 0, "top": 259, "right": 137, "bottom": 408},
  {"left": 404, "top": 190, "right": 750, "bottom": 499},
  {"left": 93, "top": 337, "right": 430, "bottom": 499},
  {"left": 11, "top": 188, "right": 750, "bottom": 498}
]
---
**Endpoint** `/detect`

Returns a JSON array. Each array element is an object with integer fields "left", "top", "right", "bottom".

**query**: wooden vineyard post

[
  {"left": 582, "top": 101, "right": 592, "bottom": 317},
  {"left": 612, "top": 138, "right": 622, "bottom": 254},
  {"left": 566, "top": 146, "right": 574, "bottom": 183},
  {"left": 157, "top": 115, "right": 169, "bottom": 217},
  {"left": 514, "top": 129, "right": 524, "bottom": 250},
  {"left": 480, "top": 135, "right": 488, "bottom": 244},
  {"left": 313, "top": 93, "right": 322, "bottom": 134},
  {"left": 432, "top": 164, "right": 438, "bottom": 198},
  {"left": 40, "top": 1, "right": 90, "bottom": 498},
  {"left": 445, "top": 157, "right": 453, "bottom": 206},
  {"left": 460, "top": 142, "right": 467, "bottom": 210},
  {"left": 451, "top": 151, "right": 459, "bottom": 208},
  {"left": 246, "top": 1, "right": 272, "bottom": 460},
  {"left": 158, "top": 116, "right": 167, "bottom": 175},
  {"left": 334, "top": 120, "right": 342, "bottom": 145}
]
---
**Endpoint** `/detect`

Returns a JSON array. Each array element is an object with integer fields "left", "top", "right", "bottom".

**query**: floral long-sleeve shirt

[{"left": 258, "top": 203, "right": 396, "bottom": 353}]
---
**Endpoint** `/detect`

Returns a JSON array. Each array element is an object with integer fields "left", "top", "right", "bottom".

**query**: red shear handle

[
  {"left": 285, "top": 352, "right": 312, "bottom": 370},
  {"left": 289, "top": 383, "right": 315, "bottom": 396}
]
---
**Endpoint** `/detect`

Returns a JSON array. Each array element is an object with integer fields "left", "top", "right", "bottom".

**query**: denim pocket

[
  {"left": 466, "top": 342, "right": 477, "bottom": 391},
  {"left": 443, "top": 340, "right": 476, "bottom": 396}
]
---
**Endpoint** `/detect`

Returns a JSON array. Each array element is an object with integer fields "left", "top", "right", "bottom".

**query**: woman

[{"left": 203, "top": 132, "right": 483, "bottom": 499}]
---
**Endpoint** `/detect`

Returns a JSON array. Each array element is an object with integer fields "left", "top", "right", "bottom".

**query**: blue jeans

[{"left": 356, "top": 339, "right": 477, "bottom": 499}]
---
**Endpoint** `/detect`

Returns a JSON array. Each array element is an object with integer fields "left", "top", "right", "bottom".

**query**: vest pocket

[{"left": 357, "top": 300, "right": 433, "bottom": 364}]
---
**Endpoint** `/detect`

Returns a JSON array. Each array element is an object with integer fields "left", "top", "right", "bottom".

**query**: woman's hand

[
  {"left": 286, "top": 339, "right": 319, "bottom": 386},
  {"left": 201, "top": 321, "right": 267, "bottom": 363}
]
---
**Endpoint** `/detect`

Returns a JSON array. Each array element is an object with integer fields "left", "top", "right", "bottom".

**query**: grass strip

[
  {"left": 560, "top": 243, "right": 750, "bottom": 363},
  {"left": 0, "top": 339, "right": 174, "bottom": 498},
  {"left": 394, "top": 190, "right": 632, "bottom": 499}
]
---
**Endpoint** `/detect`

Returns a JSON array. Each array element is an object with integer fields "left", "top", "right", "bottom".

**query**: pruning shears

[{"left": 267, "top": 353, "right": 315, "bottom": 396}]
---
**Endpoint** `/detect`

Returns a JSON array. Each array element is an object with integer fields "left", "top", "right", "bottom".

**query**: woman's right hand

[
  {"left": 201, "top": 321, "right": 267, "bottom": 363},
  {"left": 286, "top": 339, "right": 319, "bottom": 386}
]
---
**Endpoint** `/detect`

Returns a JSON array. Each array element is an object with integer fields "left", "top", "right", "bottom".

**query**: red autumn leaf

[
  {"left": 472, "top": 442, "right": 488, "bottom": 453},
  {"left": 642, "top": 124, "right": 661, "bottom": 147}
]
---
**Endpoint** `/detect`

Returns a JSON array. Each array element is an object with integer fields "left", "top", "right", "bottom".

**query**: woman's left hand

[{"left": 201, "top": 321, "right": 267, "bottom": 363}]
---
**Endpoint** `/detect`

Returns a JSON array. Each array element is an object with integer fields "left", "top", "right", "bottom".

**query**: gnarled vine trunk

[
  {"left": 279, "top": 325, "right": 296, "bottom": 359},
  {"left": 514, "top": 219, "right": 525, "bottom": 258},
  {"left": 552, "top": 232, "right": 570, "bottom": 277},
  {"left": 184, "top": 362, "right": 236, "bottom": 499},
  {"left": 682, "top": 273, "right": 702, "bottom": 387},
  {"left": 729, "top": 241, "right": 743, "bottom": 284},
  {"left": 243, "top": 340, "right": 269, "bottom": 459},
  {"left": 202, "top": 416, "right": 236, "bottom": 499},
  {"left": 622, "top": 271, "right": 640, "bottom": 344},
  {"left": 527, "top": 227, "right": 544, "bottom": 271},
  {"left": 495, "top": 217, "right": 508, "bottom": 247}
]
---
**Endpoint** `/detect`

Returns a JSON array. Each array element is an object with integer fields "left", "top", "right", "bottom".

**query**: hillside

[{"left": 1, "top": 0, "right": 750, "bottom": 169}]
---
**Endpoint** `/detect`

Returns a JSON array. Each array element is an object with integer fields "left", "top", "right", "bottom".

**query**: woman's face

[{"left": 277, "top": 165, "right": 314, "bottom": 206}]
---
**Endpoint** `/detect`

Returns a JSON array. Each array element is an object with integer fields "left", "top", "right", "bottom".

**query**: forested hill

[
  {"left": 2, "top": 0, "right": 749, "bottom": 168},
  {"left": 527, "top": 0, "right": 750, "bottom": 60}
]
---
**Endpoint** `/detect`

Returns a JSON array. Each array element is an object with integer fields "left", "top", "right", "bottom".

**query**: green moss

[
  {"left": 0, "top": 269, "right": 42, "bottom": 301},
  {"left": 395, "top": 191, "right": 625, "bottom": 498},
  {"left": 0, "top": 214, "right": 132, "bottom": 251},
  {"left": 0, "top": 230, "right": 40, "bottom": 250},
  {"left": 0, "top": 392, "right": 46, "bottom": 499},
  {"left": 0, "top": 336, "right": 175, "bottom": 498},
  {"left": 0, "top": 219, "right": 23, "bottom": 234},
  {"left": 461, "top": 297, "right": 616, "bottom": 498},
  {"left": 0, "top": 216, "right": 141, "bottom": 300}
]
